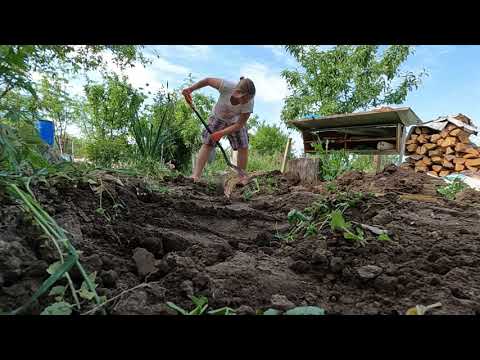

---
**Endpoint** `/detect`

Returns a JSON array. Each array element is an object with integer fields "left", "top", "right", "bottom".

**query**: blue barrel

[{"left": 36, "top": 119, "right": 54, "bottom": 146}]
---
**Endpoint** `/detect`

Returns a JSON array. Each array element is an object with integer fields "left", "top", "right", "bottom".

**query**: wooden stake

[{"left": 281, "top": 138, "right": 292, "bottom": 173}]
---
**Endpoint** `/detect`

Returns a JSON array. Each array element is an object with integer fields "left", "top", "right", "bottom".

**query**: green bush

[
  {"left": 313, "top": 142, "right": 352, "bottom": 181},
  {"left": 84, "top": 137, "right": 131, "bottom": 167}
]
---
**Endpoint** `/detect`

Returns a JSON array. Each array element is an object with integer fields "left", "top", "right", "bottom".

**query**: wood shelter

[{"left": 289, "top": 107, "right": 423, "bottom": 158}]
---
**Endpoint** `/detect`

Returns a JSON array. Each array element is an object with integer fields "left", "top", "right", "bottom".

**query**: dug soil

[{"left": 1, "top": 165, "right": 480, "bottom": 315}]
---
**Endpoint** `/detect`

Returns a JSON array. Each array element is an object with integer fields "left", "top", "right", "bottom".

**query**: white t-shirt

[{"left": 213, "top": 79, "right": 254, "bottom": 125}]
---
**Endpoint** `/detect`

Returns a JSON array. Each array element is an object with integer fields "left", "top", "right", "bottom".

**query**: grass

[{"left": 203, "top": 149, "right": 282, "bottom": 180}]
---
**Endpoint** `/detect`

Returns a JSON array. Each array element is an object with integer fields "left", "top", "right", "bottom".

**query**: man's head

[{"left": 230, "top": 77, "right": 256, "bottom": 105}]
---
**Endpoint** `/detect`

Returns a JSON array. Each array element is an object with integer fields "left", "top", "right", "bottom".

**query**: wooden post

[
  {"left": 374, "top": 155, "right": 382, "bottom": 173},
  {"left": 281, "top": 138, "right": 292, "bottom": 173},
  {"left": 398, "top": 124, "right": 406, "bottom": 166}
]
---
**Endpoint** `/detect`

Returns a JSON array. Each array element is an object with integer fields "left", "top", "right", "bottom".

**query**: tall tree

[
  {"left": 37, "top": 76, "right": 78, "bottom": 154},
  {"left": 250, "top": 120, "right": 290, "bottom": 156},
  {"left": 0, "top": 45, "right": 146, "bottom": 104},
  {"left": 83, "top": 74, "right": 145, "bottom": 140},
  {"left": 281, "top": 45, "right": 426, "bottom": 123}
]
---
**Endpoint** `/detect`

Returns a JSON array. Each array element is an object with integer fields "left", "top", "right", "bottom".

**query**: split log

[
  {"left": 431, "top": 156, "right": 443, "bottom": 164},
  {"left": 405, "top": 139, "right": 417, "bottom": 145},
  {"left": 415, "top": 127, "right": 422, "bottom": 135},
  {"left": 445, "top": 147, "right": 454, "bottom": 155},
  {"left": 417, "top": 134, "right": 430, "bottom": 144},
  {"left": 415, "top": 165, "right": 428, "bottom": 173},
  {"left": 430, "top": 134, "right": 442, "bottom": 143},
  {"left": 450, "top": 128, "right": 462, "bottom": 137},
  {"left": 442, "top": 160, "right": 454, "bottom": 169},
  {"left": 446, "top": 124, "right": 458, "bottom": 132},
  {"left": 428, "top": 149, "right": 443, "bottom": 157},
  {"left": 440, "top": 129, "right": 450, "bottom": 139},
  {"left": 424, "top": 143, "right": 437, "bottom": 150},
  {"left": 455, "top": 163, "right": 465, "bottom": 172},
  {"left": 463, "top": 153, "right": 478, "bottom": 159},
  {"left": 457, "top": 131, "right": 471, "bottom": 144},
  {"left": 455, "top": 143, "right": 471, "bottom": 153},
  {"left": 444, "top": 154, "right": 456, "bottom": 162},
  {"left": 427, "top": 171, "right": 439, "bottom": 177},
  {"left": 465, "top": 158, "right": 480, "bottom": 167},
  {"left": 440, "top": 137, "right": 457, "bottom": 148},
  {"left": 421, "top": 127, "right": 431, "bottom": 134},
  {"left": 422, "top": 156, "right": 432, "bottom": 166},
  {"left": 409, "top": 154, "right": 424, "bottom": 161},
  {"left": 416, "top": 145, "right": 427, "bottom": 155},
  {"left": 453, "top": 158, "right": 466, "bottom": 165},
  {"left": 432, "top": 165, "right": 443, "bottom": 172},
  {"left": 439, "top": 170, "right": 451, "bottom": 177},
  {"left": 465, "top": 165, "right": 479, "bottom": 173},
  {"left": 406, "top": 143, "right": 418, "bottom": 153},
  {"left": 465, "top": 148, "right": 480, "bottom": 157}
]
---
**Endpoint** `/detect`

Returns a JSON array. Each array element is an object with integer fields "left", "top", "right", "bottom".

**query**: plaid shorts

[{"left": 201, "top": 115, "right": 249, "bottom": 150}]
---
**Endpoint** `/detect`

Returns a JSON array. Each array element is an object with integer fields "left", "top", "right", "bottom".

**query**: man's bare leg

[
  {"left": 191, "top": 144, "right": 213, "bottom": 181},
  {"left": 237, "top": 147, "right": 249, "bottom": 185}
]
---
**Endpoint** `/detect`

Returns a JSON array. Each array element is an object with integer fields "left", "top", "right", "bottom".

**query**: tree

[
  {"left": 250, "top": 120, "right": 290, "bottom": 156},
  {"left": 0, "top": 89, "right": 39, "bottom": 122},
  {"left": 0, "top": 45, "right": 146, "bottom": 103},
  {"left": 281, "top": 45, "right": 426, "bottom": 123},
  {"left": 37, "top": 76, "right": 78, "bottom": 154},
  {"left": 83, "top": 74, "right": 145, "bottom": 140},
  {"left": 82, "top": 74, "right": 145, "bottom": 166}
]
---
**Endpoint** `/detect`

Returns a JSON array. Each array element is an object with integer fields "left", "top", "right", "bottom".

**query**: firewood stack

[{"left": 403, "top": 114, "right": 479, "bottom": 177}]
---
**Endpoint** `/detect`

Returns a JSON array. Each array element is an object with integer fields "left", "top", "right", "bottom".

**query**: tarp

[
  {"left": 406, "top": 113, "right": 478, "bottom": 142},
  {"left": 418, "top": 114, "right": 478, "bottom": 134},
  {"left": 442, "top": 173, "right": 480, "bottom": 191}
]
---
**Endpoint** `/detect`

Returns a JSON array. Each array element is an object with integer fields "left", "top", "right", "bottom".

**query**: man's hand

[
  {"left": 182, "top": 88, "right": 193, "bottom": 105},
  {"left": 211, "top": 131, "right": 223, "bottom": 143}
]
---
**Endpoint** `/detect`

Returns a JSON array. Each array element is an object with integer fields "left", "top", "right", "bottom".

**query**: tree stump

[{"left": 286, "top": 158, "right": 320, "bottom": 183}]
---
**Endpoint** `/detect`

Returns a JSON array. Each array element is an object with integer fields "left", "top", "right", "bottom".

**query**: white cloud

[
  {"left": 240, "top": 62, "right": 289, "bottom": 103},
  {"left": 262, "top": 45, "right": 284, "bottom": 58},
  {"left": 102, "top": 51, "right": 191, "bottom": 92},
  {"left": 149, "top": 45, "right": 211, "bottom": 60}
]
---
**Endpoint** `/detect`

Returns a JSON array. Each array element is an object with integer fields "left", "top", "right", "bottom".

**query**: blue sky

[{"left": 64, "top": 45, "right": 480, "bottom": 153}]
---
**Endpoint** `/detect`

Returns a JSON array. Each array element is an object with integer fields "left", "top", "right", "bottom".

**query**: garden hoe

[{"left": 188, "top": 102, "right": 249, "bottom": 197}]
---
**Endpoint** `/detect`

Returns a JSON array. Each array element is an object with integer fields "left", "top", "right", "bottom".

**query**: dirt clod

[
  {"left": 270, "top": 294, "right": 295, "bottom": 311},
  {"left": 356, "top": 265, "right": 383, "bottom": 280},
  {"left": 132, "top": 248, "right": 157, "bottom": 278}
]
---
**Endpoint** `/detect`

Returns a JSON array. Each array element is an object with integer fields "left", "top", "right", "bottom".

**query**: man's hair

[{"left": 236, "top": 77, "right": 256, "bottom": 97}]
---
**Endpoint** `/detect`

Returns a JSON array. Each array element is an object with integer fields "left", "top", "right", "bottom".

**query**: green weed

[{"left": 437, "top": 179, "right": 467, "bottom": 200}]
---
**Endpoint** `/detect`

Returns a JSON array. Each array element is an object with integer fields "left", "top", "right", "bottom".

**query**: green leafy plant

[
  {"left": 437, "top": 179, "right": 467, "bottom": 200},
  {"left": 329, "top": 210, "right": 366, "bottom": 246},
  {"left": 166, "top": 295, "right": 236, "bottom": 316},
  {"left": 41, "top": 301, "right": 73, "bottom": 316},
  {"left": 324, "top": 181, "right": 337, "bottom": 192},
  {"left": 377, "top": 233, "right": 391, "bottom": 241},
  {"left": 130, "top": 94, "right": 176, "bottom": 163},
  {"left": 313, "top": 141, "right": 353, "bottom": 181}
]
